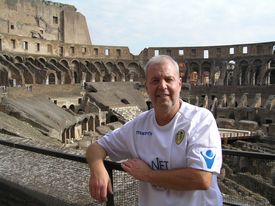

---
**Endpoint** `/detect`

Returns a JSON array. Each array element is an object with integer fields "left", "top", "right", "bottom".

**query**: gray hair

[{"left": 144, "top": 55, "right": 179, "bottom": 76}]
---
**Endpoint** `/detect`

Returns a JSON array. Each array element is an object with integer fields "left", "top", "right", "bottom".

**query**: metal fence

[{"left": 0, "top": 139, "right": 274, "bottom": 206}]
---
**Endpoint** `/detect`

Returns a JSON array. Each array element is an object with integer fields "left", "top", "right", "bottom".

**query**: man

[{"left": 86, "top": 55, "right": 223, "bottom": 206}]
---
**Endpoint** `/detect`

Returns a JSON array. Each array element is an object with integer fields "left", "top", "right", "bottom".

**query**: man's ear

[{"left": 179, "top": 77, "right": 182, "bottom": 86}]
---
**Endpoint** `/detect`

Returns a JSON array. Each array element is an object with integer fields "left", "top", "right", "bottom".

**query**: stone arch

[
  {"left": 60, "top": 59, "right": 73, "bottom": 83},
  {"left": 60, "top": 59, "right": 70, "bottom": 68},
  {"left": 82, "top": 60, "right": 93, "bottom": 82},
  {"left": 201, "top": 61, "right": 211, "bottom": 86},
  {"left": 14, "top": 56, "right": 24, "bottom": 63},
  {"left": 0, "top": 54, "right": 24, "bottom": 86},
  {"left": 252, "top": 59, "right": 263, "bottom": 85},
  {"left": 224, "top": 60, "right": 236, "bottom": 86},
  {"left": 127, "top": 71, "right": 139, "bottom": 82},
  {"left": 71, "top": 60, "right": 82, "bottom": 84},
  {"left": 3, "top": 54, "right": 12, "bottom": 61},
  {"left": 189, "top": 62, "right": 199, "bottom": 86},
  {"left": 262, "top": 59, "right": 275, "bottom": 85},
  {"left": 25, "top": 56, "right": 45, "bottom": 84},
  {"left": 38, "top": 57, "right": 47, "bottom": 65},
  {"left": 82, "top": 118, "right": 88, "bottom": 132},
  {"left": 178, "top": 62, "right": 186, "bottom": 81},
  {"left": 94, "top": 61, "right": 106, "bottom": 82},
  {"left": 95, "top": 115, "right": 100, "bottom": 128},
  {"left": 69, "top": 104, "right": 75, "bottom": 112},
  {"left": 48, "top": 72, "right": 56, "bottom": 84},
  {"left": 0, "top": 65, "right": 9, "bottom": 86},
  {"left": 89, "top": 62, "right": 101, "bottom": 82},
  {"left": 99, "top": 62, "right": 111, "bottom": 82},
  {"left": 20, "top": 64, "right": 34, "bottom": 84},
  {"left": 42, "top": 57, "right": 64, "bottom": 84},
  {"left": 11, "top": 55, "right": 34, "bottom": 85},
  {"left": 26, "top": 56, "right": 36, "bottom": 64},
  {"left": 238, "top": 60, "right": 249, "bottom": 85},
  {"left": 104, "top": 62, "right": 115, "bottom": 82},
  {"left": 127, "top": 62, "right": 144, "bottom": 82},
  {"left": 117, "top": 61, "right": 128, "bottom": 81},
  {"left": 78, "top": 61, "right": 93, "bottom": 85},
  {"left": 50, "top": 58, "right": 71, "bottom": 84},
  {"left": 107, "top": 62, "right": 123, "bottom": 82}
]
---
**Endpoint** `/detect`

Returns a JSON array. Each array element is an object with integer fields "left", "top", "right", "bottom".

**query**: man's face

[{"left": 145, "top": 60, "right": 182, "bottom": 113}]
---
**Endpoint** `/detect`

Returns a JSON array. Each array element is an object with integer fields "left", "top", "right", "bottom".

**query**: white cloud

[{"left": 53, "top": 0, "right": 275, "bottom": 54}]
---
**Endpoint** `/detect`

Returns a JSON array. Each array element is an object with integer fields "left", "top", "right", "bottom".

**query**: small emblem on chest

[{"left": 175, "top": 130, "right": 185, "bottom": 145}]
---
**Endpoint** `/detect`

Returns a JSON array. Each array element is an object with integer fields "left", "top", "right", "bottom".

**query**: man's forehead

[{"left": 147, "top": 64, "right": 177, "bottom": 75}]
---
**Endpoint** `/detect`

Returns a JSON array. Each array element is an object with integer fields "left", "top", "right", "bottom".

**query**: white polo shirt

[{"left": 97, "top": 100, "right": 223, "bottom": 206}]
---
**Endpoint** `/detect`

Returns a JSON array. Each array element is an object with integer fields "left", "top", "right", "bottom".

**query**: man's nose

[{"left": 158, "top": 79, "right": 167, "bottom": 89}]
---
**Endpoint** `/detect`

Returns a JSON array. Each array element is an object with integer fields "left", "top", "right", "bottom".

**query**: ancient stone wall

[{"left": 0, "top": 0, "right": 91, "bottom": 45}]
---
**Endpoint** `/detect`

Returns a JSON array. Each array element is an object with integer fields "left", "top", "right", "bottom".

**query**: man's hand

[
  {"left": 86, "top": 143, "right": 112, "bottom": 203},
  {"left": 121, "top": 159, "right": 152, "bottom": 181},
  {"left": 88, "top": 167, "right": 113, "bottom": 203}
]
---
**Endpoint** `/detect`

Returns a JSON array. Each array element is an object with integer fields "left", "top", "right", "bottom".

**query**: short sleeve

[
  {"left": 186, "top": 109, "right": 222, "bottom": 174},
  {"left": 97, "top": 119, "right": 137, "bottom": 161}
]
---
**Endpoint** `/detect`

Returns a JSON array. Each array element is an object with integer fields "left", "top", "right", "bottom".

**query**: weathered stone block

[{"left": 238, "top": 120, "right": 258, "bottom": 131}]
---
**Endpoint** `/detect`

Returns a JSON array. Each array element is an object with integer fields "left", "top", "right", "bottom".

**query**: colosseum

[{"left": 0, "top": 0, "right": 274, "bottom": 206}]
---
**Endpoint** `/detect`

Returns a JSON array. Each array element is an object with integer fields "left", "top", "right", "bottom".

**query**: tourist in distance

[{"left": 86, "top": 55, "right": 223, "bottom": 206}]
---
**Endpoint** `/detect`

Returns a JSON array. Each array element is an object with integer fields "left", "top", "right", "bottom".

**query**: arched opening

[
  {"left": 189, "top": 62, "right": 199, "bottom": 86},
  {"left": 189, "top": 71, "right": 198, "bottom": 86},
  {"left": 110, "top": 115, "right": 118, "bottom": 123},
  {"left": 121, "top": 99, "right": 130, "bottom": 104},
  {"left": 0, "top": 69, "right": 8, "bottom": 86},
  {"left": 49, "top": 73, "right": 55, "bottom": 84},
  {"left": 201, "top": 62, "right": 211, "bottom": 86},
  {"left": 252, "top": 60, "right": 262, "bottom": 85},
  {"left": 239, "top": 61, "right": 249, "bottom": 85},
  {"left": 69, "top": 104, "right": 75, "bottom": 112}
]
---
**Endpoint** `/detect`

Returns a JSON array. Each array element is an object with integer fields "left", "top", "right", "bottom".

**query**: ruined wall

[
  {"left": 62, "top": 8, "right": 91, "bottom": 45},
  {"left": 140, "top": 43, "right": 275, "bottom": 87},
  {"left": 0, "top": 0, "right": 91, "bottom": 45}
]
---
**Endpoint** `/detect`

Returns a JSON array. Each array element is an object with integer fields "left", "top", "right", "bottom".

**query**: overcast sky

[{"left": 54, "top": 0, "right": 275, "bottom": 55}]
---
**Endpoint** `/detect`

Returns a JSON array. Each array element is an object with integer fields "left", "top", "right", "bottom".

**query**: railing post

[{"left": 106, "top": 165, "right": 114, "bottom": 206}]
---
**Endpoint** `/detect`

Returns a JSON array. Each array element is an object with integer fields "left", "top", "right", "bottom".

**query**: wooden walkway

[{"left": 219, "top": 128, "right": 257, "bottom": 144}]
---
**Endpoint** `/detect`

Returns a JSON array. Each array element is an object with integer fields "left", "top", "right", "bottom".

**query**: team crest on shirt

[{"left": 175, "top": 130, "right": 185, "bottom": 145}]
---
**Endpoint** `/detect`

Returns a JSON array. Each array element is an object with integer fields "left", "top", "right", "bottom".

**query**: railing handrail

[
  {"left": 222, "top": 148, "right": 275, "bottom": 160},
  {"left": 1, "top": 139, "right": 274, "bottom": 162}
]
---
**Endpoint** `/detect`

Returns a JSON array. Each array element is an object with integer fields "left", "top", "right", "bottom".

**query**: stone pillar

[
  {"left": 45, "top": 76, "right": 49, "bottom": 85},
  {"left": 253, "top": 93, "right": 261, "bottom": 108}
]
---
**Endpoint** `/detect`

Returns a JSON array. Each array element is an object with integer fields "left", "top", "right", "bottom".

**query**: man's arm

[
  {"left": 122, "top": 159, "right": 212, "bottom": 190},
  {"left": 86, "top": 143, "right": 113, "bottom": 202}
]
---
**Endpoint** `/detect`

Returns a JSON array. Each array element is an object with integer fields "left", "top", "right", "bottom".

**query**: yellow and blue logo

[{"left": 175, "top": 130, "right": 185, "bottom": 145}]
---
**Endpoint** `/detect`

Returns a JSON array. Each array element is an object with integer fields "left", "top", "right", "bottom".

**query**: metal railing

[{"left": 0, "top": 139, "right": 274, "bottom": 206}]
